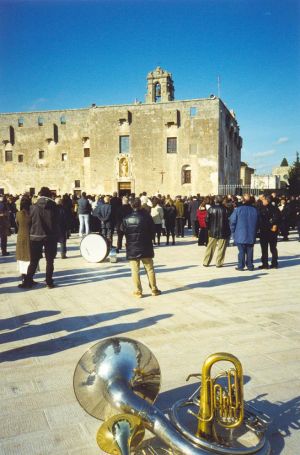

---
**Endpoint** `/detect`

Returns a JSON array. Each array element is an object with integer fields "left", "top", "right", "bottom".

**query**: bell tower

[{"left": 146, "top": 67, "right": 175, "bottom": 103}]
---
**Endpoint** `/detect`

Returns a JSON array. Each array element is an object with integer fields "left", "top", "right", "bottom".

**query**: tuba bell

[{"left": 73, "top": 337, "right": 271, "bottom": 455}]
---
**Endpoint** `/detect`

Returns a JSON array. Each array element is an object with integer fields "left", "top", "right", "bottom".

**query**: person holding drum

[{"left": 121, "top": 197, "right": 161, "bottom": 298}]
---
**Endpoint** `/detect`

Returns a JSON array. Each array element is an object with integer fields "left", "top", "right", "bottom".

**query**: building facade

[
  {"left": 272, "top": 165, "right": 291, "bottom": 188},
  {"left": 0, "top": 67, "right": 242, "bottom": 196}
]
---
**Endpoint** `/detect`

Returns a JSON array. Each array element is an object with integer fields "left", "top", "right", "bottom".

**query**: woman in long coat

[{"left": 16, "top": 197, "right": 31, "bottom": 287}]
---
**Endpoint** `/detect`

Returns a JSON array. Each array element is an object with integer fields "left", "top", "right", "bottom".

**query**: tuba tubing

[{"left": 107, "top": 380, "right": 270, "bottom": 455}]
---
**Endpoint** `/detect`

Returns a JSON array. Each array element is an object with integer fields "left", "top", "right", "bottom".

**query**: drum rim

[{"left": 80, "top": 233, "right": 109, "bottom": 263}]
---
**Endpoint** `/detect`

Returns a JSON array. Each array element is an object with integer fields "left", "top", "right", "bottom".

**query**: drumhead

[{"left": 80, "top": 234, "right": 109, "bottom": 263}]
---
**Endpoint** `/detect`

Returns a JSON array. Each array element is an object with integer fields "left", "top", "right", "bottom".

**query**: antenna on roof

[{"left": 217, "top": 75, "right": 221, "bottom": 98}]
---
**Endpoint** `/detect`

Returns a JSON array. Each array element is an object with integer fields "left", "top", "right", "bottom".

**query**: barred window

[
  {"left": 119, "top": 136, "right": 129, "bottom": 154},
  {"left": 167, "top": 137, "right": 177, "bottom": 153},
  {"left": 5, "top": 150, "right": 13, "bottom": 161},
  {"left": 75, "top": 180, "right": 80, "bottom": 188},
  {"left": 84, "top": 148, "right": 90, "bottom": 157}
]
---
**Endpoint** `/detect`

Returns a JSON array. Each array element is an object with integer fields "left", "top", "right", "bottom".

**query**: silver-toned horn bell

[
  {"left": 73, "top": 337, "right": 271, "bottom": 455},
  {"left": 73, "top": 337, "right": 161, "bottom": 421}
]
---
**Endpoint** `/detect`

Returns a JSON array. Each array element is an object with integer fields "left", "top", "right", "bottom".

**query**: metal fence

[{"left": 218, "top": 185, "right": 262, "bottom": 196}]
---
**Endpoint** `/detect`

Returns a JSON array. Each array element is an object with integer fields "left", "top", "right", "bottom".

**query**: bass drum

[{"left": 80, "top": 234, "right": 110, "bottom": 263}]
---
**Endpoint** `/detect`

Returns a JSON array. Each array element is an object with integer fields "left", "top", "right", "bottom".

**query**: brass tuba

[
  {"left": 191, "top": 353, "right": 244, "bottom": 439},
  {"left": 73, "top": 337, "right": 271, "bottom": 455}
]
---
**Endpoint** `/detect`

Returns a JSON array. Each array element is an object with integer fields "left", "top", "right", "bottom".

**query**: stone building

[
  {"left": 240, "top": 161, "right": 255, "bottom": 186},
  {"left": 272, "top": 164, "right": 291, "bottom": 188},
  {"left": 0, "top": 67, "right": 242, "bottom": 196}
]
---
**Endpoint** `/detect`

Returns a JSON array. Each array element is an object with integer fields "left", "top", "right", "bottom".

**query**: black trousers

[
  {"left": 0, "top": 234, "right": 7, "bottom": 254},
  {"left": 191, "top": 219, "right": 199, "bottom": 237},
  {"left": 176, "top": 218, "right": 184, "bottom": 237},
  {"left": 27, "top": 239, "right": 57, "bottom": 285},
  {"left": 260, "top": 232, "right": 278, "bottom": 266},
  {"left": 117, "top": 230, "right": 125, "bottom": 250}
]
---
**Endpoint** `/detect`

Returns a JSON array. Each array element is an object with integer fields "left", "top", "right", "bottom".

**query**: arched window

[
  {"left": 155, "top": 82, "right": 161, "bottom": 102},
  {"left": 182, "top": 165, "right": 191, "bottom": 184}
]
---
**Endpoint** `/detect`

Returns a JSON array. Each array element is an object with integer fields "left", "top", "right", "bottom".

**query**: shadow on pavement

[
  {"left": 0, "top": 264, "right": 198, "bottom": 293},
  {"left": 0, "top": 313, "right": 173, "bottom": 363},
  {"left": 248, "top": 393, "right": 300, "bottom": 455},
  {"left": 162, "top": 273, "right": 268, "bottom": 293},
  {"left": 0, "top": 310, "right": 60, "bottom": 331},
  {"left": 0, "top": 308, "right": 143, "bottom": 344}
]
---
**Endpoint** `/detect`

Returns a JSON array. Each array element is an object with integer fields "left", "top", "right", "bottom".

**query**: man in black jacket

[
  {"left": 24, "top": 187, "right": 59, "bottom": 289},
  {"left": 258, "top": 196, "right": 281, "bottom": 269},
  {"left": 122, "top": 198, "right": 161, "bottom": 298},
  {"left": 203, "top": 196, "right": 230, "bottom": 267}
]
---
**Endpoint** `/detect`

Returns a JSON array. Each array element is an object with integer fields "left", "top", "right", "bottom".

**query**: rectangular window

[
  {"left": 18, "top": 154, "right": 24, "bottom": 163},
  {"left": 5, "top": 150, "right": 13, "bottom": 161},
  {"left": 38, "top": 116, "right": 44, "bottom": 126},
  {"left": 183, "top": 170, "right": 191, "bottom": 184},
  {"left": 75, "top": 180, "right": 80, "bottom": 188},
  {"left": 39, "top": 150, "right": 45, "bottom": 159},
  {"left": 167, "top": 137, "right": 177, "bottom": 153},
  {"left": 119, "top": 135, "right": 130, "bottom": 154},
  {"left": 190, "top": 107, "right": 197, "bottom": 117},
  {"left": 84, "top": 148, "right": 90, "bottom": 157},
  {"left": 18, "top": 117, "right": 24, "bottom": 127},
  {"left": 62, "top": 153, "right": 67, "bottom": 161},
  {"left": 60, "top": 115, "right": 66, "bottom": 125}
]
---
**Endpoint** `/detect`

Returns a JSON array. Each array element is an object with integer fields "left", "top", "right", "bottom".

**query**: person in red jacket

[{"left": 197, "top": 198, "right": 209, "bottom": 246}]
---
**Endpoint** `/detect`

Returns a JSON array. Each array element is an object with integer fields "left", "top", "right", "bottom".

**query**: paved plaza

[{"left": 0, "top": 231, "right": 300, "bottom": 455}]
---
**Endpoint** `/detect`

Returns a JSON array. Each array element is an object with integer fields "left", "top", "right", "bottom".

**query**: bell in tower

[{"left": 146, "top": 67, "right": 175, "bottom": 103}]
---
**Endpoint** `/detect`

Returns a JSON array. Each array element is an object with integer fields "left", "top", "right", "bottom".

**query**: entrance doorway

[{"left": 118, "top": 181, "right": 131, "bottom": 197}]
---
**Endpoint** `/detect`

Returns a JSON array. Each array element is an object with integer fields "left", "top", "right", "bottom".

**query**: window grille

[{"left": 167, "top": 137, "right": 177, "bottom": 153}]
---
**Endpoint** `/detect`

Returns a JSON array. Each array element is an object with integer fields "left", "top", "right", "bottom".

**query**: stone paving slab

[{"left": 0, "top": 231, "right": 300, "bottom": 455}]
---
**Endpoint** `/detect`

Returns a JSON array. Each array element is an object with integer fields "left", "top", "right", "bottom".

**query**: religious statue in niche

[{"left": 119, "top": 157, "right": 129, "bottom": 177}]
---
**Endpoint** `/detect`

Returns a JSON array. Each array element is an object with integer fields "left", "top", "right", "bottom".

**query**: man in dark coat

[
  {"left": 189, "top": 196, "right": 200, "bottom": 237},
  {"left": 94, "top": 196, "right": 113, "bottom": 243},
  {"left": 0, "top": 194, "right": 10, "bottom": 256},
  {"left": 121, "top": 198, "right": 161, "bottom": 298},
  {"left": 116, "top": 196, "right": 132, "bottom": 252},
  {"left": 25, "top": 187, "right": 59, "bottom": 288},
  {"left": 110, "top": 191, "right": 122, "bottom": 239},
  {"left": 203, "top": 195, "right": 230, "bottom": 267},
  {"left": 258, "top": 196, "right": 281, "bottom": 269},
  {"left": 229, "top": 194, "right": 259, "bottom": 271}
]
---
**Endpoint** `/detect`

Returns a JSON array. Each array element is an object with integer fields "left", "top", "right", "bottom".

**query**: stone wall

[{"left": 0, "top": 98, "right": 242, "bottom": 196}]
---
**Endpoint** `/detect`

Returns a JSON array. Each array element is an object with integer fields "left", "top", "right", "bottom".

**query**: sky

[{"left": 0, "top": 0, "right": 299, "bottom": 174}]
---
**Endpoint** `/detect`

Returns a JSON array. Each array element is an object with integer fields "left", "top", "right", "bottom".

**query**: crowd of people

[{"left": 0, "top": 188, "right": 299, "bottom": 295}]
